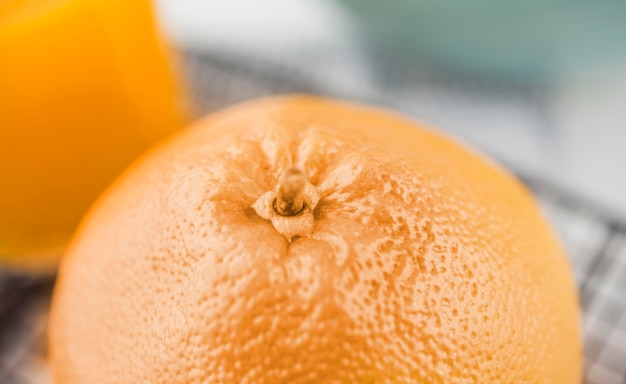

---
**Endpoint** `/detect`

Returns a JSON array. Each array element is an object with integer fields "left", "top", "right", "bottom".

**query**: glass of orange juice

[{"left": 0, "top": 0, "right": 188, "bottom": 271}]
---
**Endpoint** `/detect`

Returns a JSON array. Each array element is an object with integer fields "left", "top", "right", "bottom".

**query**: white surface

[
  {"left": 155, "top": 0, "right": 356, "bottom": 50},
  {"left": 553, "top": 67, "right": 626, "bottom": 215}
]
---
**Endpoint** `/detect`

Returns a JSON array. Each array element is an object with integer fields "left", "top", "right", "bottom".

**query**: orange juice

[{"left": 0, "top": 0, "right": 187, "bottom": 270}]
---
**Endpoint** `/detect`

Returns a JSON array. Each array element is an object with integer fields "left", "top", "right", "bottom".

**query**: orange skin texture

[{"left": 49, "top": 96, "right": 581, "bottom": 383}]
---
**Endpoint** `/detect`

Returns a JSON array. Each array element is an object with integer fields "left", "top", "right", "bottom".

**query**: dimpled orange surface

[{"left": 49, "top": 96, "right": 581, "bottom": 383}]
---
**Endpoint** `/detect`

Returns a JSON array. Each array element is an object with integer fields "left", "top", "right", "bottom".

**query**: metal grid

[{"left": 1, "top": 49, "right": 625, "bottom": 384}]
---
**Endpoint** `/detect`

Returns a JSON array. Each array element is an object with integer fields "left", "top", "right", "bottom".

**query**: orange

[
  {"left": 49, "top": 96, "right": 581, "bottom": 383},
  {"left": 0, "top": 0, "right": 186, "bottom": 271}
]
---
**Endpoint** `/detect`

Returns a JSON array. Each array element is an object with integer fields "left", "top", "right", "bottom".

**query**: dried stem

[{"left": 275, "top": 168, "right": 307, "bottom": 216}]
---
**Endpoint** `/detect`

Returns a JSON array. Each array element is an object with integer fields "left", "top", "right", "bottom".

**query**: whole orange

[{"left": 49, "top": 96, "right": 581, "bottom": 383}]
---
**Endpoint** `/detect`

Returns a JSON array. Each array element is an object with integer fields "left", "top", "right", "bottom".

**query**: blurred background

[{"left": 1, "top": 0, "right": 626, "bottom": 383}]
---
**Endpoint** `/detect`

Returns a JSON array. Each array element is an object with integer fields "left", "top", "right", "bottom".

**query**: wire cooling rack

[{"left": 1, "top": 48, "right": 625, "bottom": 384}]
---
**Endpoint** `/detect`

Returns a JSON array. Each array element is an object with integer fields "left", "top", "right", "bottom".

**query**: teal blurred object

[{"left": 340, "top": 0, "right": 626, "bottom": 80}]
